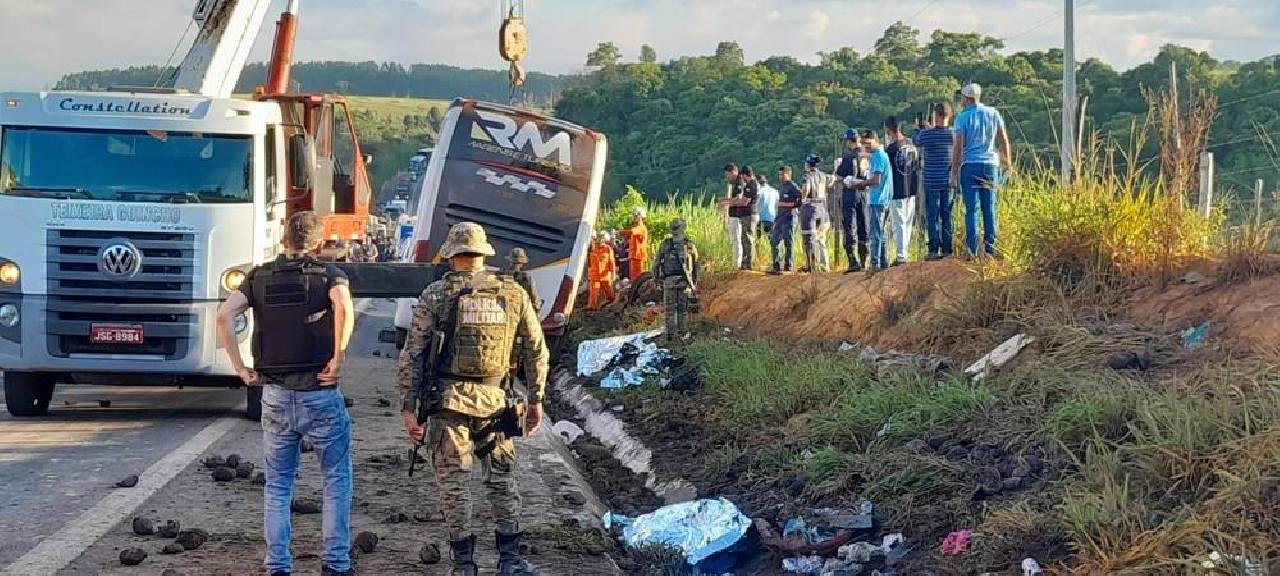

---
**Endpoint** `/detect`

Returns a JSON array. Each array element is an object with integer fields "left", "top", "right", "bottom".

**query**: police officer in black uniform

[{"left": 216, "top": 211, "right": 357, "bottom": 576}]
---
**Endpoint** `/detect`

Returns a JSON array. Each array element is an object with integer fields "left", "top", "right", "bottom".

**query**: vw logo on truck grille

[{"left": 98, "top": 241, "right": 143, "bottom": 280}]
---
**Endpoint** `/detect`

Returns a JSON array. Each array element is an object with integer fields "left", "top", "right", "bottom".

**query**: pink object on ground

[{"left": 939, "top": 530, "right": 972, "bottom": 556}]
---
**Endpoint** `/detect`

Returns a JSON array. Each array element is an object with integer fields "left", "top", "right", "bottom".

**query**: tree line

[
  {"left": 56, "top": 61, "right": 563, "bottom": 104},
  {"left": 554, "top": 24, "right": 1280, "bottom": 212}
]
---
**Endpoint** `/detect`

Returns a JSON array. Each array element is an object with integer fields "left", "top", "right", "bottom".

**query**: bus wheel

[
  {"left": 245, "top": 386, "right": 263, "bottom": 422},
  {"left": 4, "top": 372, "right": 56, "bottom": 417}
]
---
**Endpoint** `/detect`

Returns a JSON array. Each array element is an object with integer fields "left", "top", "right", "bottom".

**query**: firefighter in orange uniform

[
  {"left": 619, "top": 207, "right": 649, "bottom": 282},
  {"left": 586, "top": 231, "right": 617, "bottom": 310}
]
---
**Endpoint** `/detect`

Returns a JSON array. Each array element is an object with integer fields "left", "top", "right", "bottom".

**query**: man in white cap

[
  {"left": 951, "top": 83, "right": 1013, "bottom": 259},
  {"left": 398, "top": 222, "right": 547, "bottom": 576}
]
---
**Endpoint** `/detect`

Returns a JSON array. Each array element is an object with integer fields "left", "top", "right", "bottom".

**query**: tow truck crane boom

[{"left": 173, "top": 0, "right": 275, "bottom": 98}]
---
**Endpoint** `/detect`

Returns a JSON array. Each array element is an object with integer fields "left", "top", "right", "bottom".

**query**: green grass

[{"left": 344, "top": 95, "right": 451, "bottom": 119}]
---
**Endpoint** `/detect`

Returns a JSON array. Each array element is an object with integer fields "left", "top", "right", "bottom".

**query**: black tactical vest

[{"left": 249, "top": 256, "right": 335, "bottom": 372}]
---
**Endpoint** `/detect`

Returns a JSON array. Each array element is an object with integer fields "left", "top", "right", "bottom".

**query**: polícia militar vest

[
  {"left": 250, "top": 256, "right": 335, "bottom": 372},
  {"left": 441, "top": 273, "right": 520, "bottom": 379}
]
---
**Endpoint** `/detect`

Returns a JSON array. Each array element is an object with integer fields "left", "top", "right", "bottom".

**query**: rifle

[{"left": 408, "top": 327, "right": 445, "bottom": 477}]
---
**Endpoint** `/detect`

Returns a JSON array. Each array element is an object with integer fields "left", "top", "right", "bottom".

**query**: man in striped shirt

[{"left": 913, "top": 102, "right": 957, "bottom": 259}]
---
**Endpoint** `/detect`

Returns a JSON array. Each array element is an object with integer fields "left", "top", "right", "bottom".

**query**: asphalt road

[{"left": 0, "top": 377, "right": 249, "bottom": 568}]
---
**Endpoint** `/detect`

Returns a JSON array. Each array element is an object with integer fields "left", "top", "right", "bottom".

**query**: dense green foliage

[
  {"left": 554, "top": 25, "right": 1280, "bottom": 212},
  {"left": 55, "top": 61, "right": 563, "bottom": 104}
]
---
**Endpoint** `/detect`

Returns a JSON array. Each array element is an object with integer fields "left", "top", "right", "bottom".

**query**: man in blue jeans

[
  {"left": 914, "top": 101, "right": 956, "bottom": 259},
  {"left": 848, "top": 130, "right": 893, "bottom": 271},
  {"left": 951, "top": 83, "right": 1013, "bottom": 258},
  {"left": 217, "top": 211, "right": 356, "bottom": 576}
]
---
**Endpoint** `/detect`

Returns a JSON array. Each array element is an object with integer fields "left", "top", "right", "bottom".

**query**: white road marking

[{"left": 0, "top": 416, "right": 241, "bottom": 575}]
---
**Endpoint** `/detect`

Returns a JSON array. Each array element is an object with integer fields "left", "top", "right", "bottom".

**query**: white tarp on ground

[{"left": 576, "top": 329, "right": 664, "bottom": 377}]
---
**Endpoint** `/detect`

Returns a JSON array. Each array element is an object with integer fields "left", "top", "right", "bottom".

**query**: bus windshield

[{"left": 0, "top": 126, "right": 253, "bottom": 203}]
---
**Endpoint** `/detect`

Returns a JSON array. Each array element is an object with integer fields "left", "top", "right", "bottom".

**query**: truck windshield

[{"left": 0, "top": 126, "right": 253, "bottom": 203}]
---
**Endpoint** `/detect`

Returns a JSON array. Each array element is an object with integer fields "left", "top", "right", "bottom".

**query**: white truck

[{"left": 0, "top": 0, "right": 379, "bottom": 419}]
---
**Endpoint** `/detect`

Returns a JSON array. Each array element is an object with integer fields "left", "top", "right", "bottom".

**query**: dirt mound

[
  {"left": 703, "top": 263, "right": 1280, "bottom": 354},
  {"left": 703, "top": 261, "right": 978, "bottom": 348},
  {"left": 1126, "top": 271, "right": 1280, "bottom": 353}
]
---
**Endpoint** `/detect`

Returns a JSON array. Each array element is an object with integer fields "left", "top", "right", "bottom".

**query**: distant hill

[{"left": 55, "top": 61, "right": 566, "bottom": 104}]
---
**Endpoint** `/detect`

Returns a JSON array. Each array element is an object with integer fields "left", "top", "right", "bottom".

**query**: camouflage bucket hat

[
  {"left": 670, "top": 217, "right": 687, "bottom": 232},
  {"left": 507, "top": 247, "right": 529, "bottom": 264},
  {"left": 438, "top": 222, "right": 496, "bottom": 259}
]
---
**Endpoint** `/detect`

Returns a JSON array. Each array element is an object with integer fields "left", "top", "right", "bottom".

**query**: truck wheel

[
  {"left": 4, "top": 372, "right": 56, "bottom": 417},
  {"left": 245, "top": 386, "right": 263, "bottom": 422}
]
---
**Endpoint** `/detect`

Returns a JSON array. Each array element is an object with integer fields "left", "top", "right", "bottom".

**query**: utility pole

[{"left": 1061, "top": 0, "right": 1077, "bottom": 184}]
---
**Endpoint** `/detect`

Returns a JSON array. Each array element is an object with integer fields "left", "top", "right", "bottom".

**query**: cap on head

[
  {"left": 961, "top": 83, "right": 982, "bottom": 99},
  {"left": 843, "top": 128, "right": 859, "bottom": 141},
  {"left": 507, "top": 247, "right": 529, "bottom": 264},
  {"left": 805, "top": 153, "right": 821, "bottom": 166},
  {"left": 670, "top": 217, "right": 686, "bottom": 233},
  {"left": 438, "top": 222, "right": 496, "bottom": 259}
]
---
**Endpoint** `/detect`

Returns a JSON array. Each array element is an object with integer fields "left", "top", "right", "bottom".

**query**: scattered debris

[
  {"left": 577, "top": 329, "right": 664, "bottom": 377},
  {"left": 562, "top": 491, "right": 588, "bottom": 506},
  {"left": 965, "top": 334, "right": 1035, "bottom": 381},
  {"left": 202, "top": 455, "right": 225, "bottom": 469},
  {"left": 838, "top": 341, "right": 858, "bottom": 353},
  {"left": 99, "top": 400, "right": 112, "bottom": 408},
  {"left": 354, "top": 531, "right": 379, "bottom": 554},
  {"left": 376, "top": 398, "right": 391, "bottom": 408},
  {"left": 119, "top": 548, "right": 147, "bottom": 566},
  {"left": 1182, "top": 321, "right": 1210, "bottom": 350},
  {"left": 418, "top": 543, "right": 442, "bottom": 564},
  {"left": 939, "top": 530, "right": 972, "bottom": 556},
  {"left": 115, "top": 474, "right": 139, "bottom": 488},
  {"left": 551, "top": 420, "right": 584, "bottom": 444},
  {"left": 414, "top": 511, "right": 445, "bottom": 523},
  {"left": 291, "top": 499, "right": 322, "bottom": 515},
  {"left": 175, "top": 529, "right": 208, "bottom": 551},
  {"left": 161, "top": 569, "right": 181, "bottom": 576},
  {"left": 224, "top": 454, "right": 241, "bottom": 469},
  {"left": 383, "top": 512, "right": 409, "bottom": 524},
  {"left": 158, "top": 519, "right": 181, "bottom": 539},
  {"left": 161, "top": 543, "right": 185, "bottom": 555},
  {"left": 131, "top": 517, "right": 155, "bottom": 536},
  {"left": 63, "top": 399, "right": 77, "bottom": 407},
  {"left": 1022, "top": 558, "right": 1043, "bottom": 575},
  {"left": 782, "top": 555, "right": 824, "bottom": 572},
  {"left": 211, "top": 467, "right": 236, "bottom": 482},
  {"left": 1106, "top": 351, "right": 1152, "bottom": 371},
  {"left": 251, "top": 471, "right": 266, "bottom": 485},
  {"left": 235, "top": 462, "right": 255, "bottom": 478},
  {"left": 1201, "top": 550, "right": 1264, "bottom": 575},
  {"left": 603, "top": 497, "right": 751, "bottom": 568},
  {"left": 1182, "top": 271, "right": 1207, "bottom": 284}
]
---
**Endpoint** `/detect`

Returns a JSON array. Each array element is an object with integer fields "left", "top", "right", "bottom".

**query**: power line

[
  {"left": 1217, "top": 88, "right": 1280, "bottom": 109},
  {"left": 1001, "top": 0, "right": 1095, "bottom": 44}
]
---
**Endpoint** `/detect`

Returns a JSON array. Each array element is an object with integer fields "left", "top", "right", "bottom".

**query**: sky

[{"left": 1, "top": 0, "right": 1277, "bottom": 90}]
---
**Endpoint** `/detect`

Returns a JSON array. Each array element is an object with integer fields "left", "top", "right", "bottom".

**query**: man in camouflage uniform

[
  {"left": 502, "top": 247, "right": 542, "bottom": 312},
  {"left": 398, "top": 223, "right": 548, "bottom": 576},
  {"left": 653, "top": 218, "right": 700, "bottom": 341}
]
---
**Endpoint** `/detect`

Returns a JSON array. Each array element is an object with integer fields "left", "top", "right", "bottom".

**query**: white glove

[{"left": 843, "top": 175, "right": 858, "bottom": 188}]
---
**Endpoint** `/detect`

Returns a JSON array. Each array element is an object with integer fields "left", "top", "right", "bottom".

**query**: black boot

[
  {"left": 449, "top": 535, "right": 478, "bottom": 576},
  {"left": 496, "top": 531, "right": 537, "bottom": 575}
]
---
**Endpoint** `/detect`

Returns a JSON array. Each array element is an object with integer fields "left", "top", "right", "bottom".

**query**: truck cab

[{"left": 0, "top": 88, "right": 373, "bottom": 418}]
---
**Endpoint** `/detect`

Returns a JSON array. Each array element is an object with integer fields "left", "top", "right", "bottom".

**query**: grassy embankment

[{"left": 584, "top": 94, "right": 1280, "bottom": 573}]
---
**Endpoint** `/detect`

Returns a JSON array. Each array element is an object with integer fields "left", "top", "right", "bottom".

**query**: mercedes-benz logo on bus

[{"left": 98, "top": 241, "right": 143, "bottom": 280}]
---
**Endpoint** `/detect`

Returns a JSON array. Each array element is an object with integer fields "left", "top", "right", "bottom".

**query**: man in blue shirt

[
  {"left": 849, "top": 130, "right": 893, "bottom": 271},
  {"left": 756, "top": 174, "right": 779, "bottom": 238},
  {"left": 951, "top": 83, "right": 1013, "bottom": 258},
  {"left": 770, "top": 166, "right": 802, "bottom": 274},
  {"left": 914, "top": 102, "right": 956, "bottom": 259}
]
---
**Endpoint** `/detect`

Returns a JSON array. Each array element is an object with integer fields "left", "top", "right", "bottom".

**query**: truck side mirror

[
  {"left": 289, "top": 133, "right": 315, "bottom": 191},
  {"left": 362, "top": 153, "right": 374, "bottom": 167}
]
